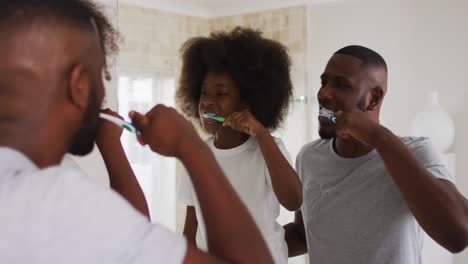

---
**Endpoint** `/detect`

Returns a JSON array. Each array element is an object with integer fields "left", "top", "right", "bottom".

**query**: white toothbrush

[
  {"left": 319, "top": 109, "right": 336, "bottom": 123},
  {"left": 99, "top": 113, "right": 140, "bottom": 134}
]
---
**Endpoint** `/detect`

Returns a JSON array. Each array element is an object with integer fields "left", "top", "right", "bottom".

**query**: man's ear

[
  {"left": 367, "top": 87, "right": 384, "bottom": 111},
  {"left": 67, "top": 65, "right": 90, "bottom": 109}
]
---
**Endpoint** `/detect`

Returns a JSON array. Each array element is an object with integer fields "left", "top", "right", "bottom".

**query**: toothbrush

[
  {"left": 201, "top": 113, "right": 226, "bottom": 123},
  {"left": 99, "top": 113, "right": 140, "bottom": 134},
  {"left": 319, "top": 109, "right": 336, "bottom": 123}
]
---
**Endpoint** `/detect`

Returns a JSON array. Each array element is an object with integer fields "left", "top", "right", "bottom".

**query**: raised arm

[
  {"left": 284, "top": 210, "right": 308, "bottom": 257},
  {"left": 183, "top": 206, "right": 198, "bottom": 245},
  {"left": 96, "top": 109, "right": 150, "bottom": 218},
  {"left": 225, "top": 110, "right": 303, "bottom": 211},
  {"left": 336, "top": 109, "right": 468, "bottom": 253}
]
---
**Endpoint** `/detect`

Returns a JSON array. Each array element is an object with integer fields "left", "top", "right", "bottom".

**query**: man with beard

[
  {"left": 0, "top": 1, "right": 273, "bottom": 263},
  {"left": 284, "top": 45, "right": 468, "bottom": 263}
]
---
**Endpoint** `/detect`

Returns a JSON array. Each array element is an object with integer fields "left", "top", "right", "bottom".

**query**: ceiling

[{"left": 116, "top": 0, "right": 340, "bottom": 18}]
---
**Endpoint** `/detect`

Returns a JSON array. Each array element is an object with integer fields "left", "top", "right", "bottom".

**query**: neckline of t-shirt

[
  {"left": 328, "top": 138, "right": 377, "bottom": 163},
  {"left": 208, "top": 136, "right": 256, "bottom": 157}
]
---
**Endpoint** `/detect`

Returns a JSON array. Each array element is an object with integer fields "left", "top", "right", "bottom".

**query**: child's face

[{"left": 198, "top": 72, "right": 245, "bottom": 134}]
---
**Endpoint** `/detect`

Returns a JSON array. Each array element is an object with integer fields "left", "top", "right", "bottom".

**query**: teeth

[
  {"left": 319, "top": 108, "right": 337, "bottom": 123},
  {"left": 202, "top": 112, "right": 217, "bottom": 117},
  {"left": 321, "top": 108, "right": 334, "bottom": 115}
]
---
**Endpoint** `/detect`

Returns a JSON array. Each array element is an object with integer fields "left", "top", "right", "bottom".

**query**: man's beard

[
  {"left": 318, "top": 95, "right": 367, "bottom": 140},
  {"left": 68, "top": 88, "right": 101, "bottom": 156}
]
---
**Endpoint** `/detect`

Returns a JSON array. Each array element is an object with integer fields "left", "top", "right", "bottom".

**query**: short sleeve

[
  {"left": 265, "top": 137, "right": 295, "bottom": 187},
  {"left": 295, "top": 147, "right": 305, "bottom": 182},
  {"left": 406, "top": 137, "right": 454, "bottom": 183},
  {"left": 132, "top": 224, "right": 188, "bottom": 264},
  {"left": 277, "top": 138, "right": 294, "bottom": 167},
  {"left": 177, "top": 164, "right": 195, "bottom": 206}
]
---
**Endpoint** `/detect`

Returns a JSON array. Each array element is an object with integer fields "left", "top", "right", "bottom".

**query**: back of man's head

[
  {"left": 0, "top": 0, "right": 118, "bottom": 167},
  {"left": 0, "top": 0, "right": 118, "bottom": 73}
]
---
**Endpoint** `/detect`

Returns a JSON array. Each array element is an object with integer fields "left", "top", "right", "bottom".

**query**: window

[{"left": 118, "top": 71, "right": 177, "bottom": 231}]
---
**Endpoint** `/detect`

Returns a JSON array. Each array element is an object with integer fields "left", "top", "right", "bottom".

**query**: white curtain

[{"left": 118, "top": 70, "right": 177, "bottom": 230}]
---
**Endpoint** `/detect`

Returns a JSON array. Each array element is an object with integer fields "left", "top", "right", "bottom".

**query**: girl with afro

[{"left": 176, "top": 27, "right": 302, "bottom": 263}]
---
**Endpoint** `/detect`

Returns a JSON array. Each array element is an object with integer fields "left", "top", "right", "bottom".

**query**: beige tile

[{"left": 118, "top": 4, "right": 309, "bottom": 94}]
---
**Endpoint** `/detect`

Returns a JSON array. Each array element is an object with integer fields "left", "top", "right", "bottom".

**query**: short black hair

[
  {"left": 0, "top": 0, "right": 119, "bottom": 79},
  {"left": 335, "top": 45, "right": 387, "bottom": 72},
  {"left": 177, "top": 27, "right": 293, "bottom": 130}
]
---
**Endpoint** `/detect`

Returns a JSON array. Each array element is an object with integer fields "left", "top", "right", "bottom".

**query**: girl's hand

[{"left": 224, "top": 110, "right": 266, "bottom": 137}]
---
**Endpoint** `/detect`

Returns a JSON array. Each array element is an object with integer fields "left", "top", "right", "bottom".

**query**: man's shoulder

[
  {"left": 24, "top": 164, "right": 130, "bottom": 215},
  {"left": 35, "top": 165, "right": 149, "bottom": 227},
  {"left": 399, "top": 136, "right": 433, "bottom": 150},
  {"left": 37, "top": 165, "right": 99, "bottom": 191},
  {"left": 298, "top": 139, "right": 331, "bottom": 158}
]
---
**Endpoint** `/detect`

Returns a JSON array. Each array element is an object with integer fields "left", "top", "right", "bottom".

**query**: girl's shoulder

[
  {"left": 271, "top": 136, "right": 284, "bottom": 145},
  {"left": 204, "top": 136, "right": 215, "bottom": 144}
]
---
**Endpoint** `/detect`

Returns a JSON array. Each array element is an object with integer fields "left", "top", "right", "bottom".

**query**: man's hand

[
  {"left": 129, "top": 105, "right": 201, "bottom": 158},
  {"left": 335, "top": 109, "right": 385, "bottom": 146}
]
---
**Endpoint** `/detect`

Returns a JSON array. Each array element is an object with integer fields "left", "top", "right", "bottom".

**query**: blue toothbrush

[
  {"left": 99, "top": 113, "right": 140, "bottom": 135},
  {"left": 319, "top": 109, "right": 336, "bottom": 123}
]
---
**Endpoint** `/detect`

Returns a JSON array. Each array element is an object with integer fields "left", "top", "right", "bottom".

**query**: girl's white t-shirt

[{"left": 177, "top": 136, "right": 292, "bottom": 264}]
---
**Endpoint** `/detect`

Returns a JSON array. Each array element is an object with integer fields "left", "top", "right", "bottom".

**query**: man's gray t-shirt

[{"left": 297, "top": 137, "right": 453, "bottom": 264}]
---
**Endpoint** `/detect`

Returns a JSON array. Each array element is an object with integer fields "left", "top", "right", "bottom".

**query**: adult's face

[
  {"left": 317, "top": 54, "right": 370, "bottom": 139},
  {"left": 68, "top": 30, "right": 106, "bottom": 156}
]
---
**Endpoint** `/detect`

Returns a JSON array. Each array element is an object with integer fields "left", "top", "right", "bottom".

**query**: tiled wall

[
  {"left": 118, "top": 5, "right": 309, "bottom": 97},
  {"left": 209, "top": 6, "right": 309, "bottom": 99},
  {"left": 118, "top": 4, "right": 209, "bottom": 75}
]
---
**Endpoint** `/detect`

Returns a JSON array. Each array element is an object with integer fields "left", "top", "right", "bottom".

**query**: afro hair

[{"left": 176, "top": 27, "right": 293, "bottom": 130}]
